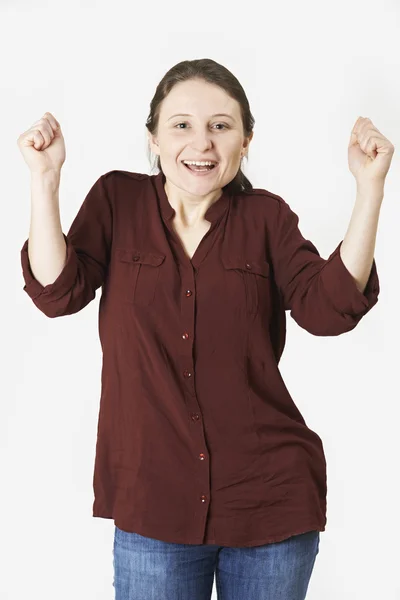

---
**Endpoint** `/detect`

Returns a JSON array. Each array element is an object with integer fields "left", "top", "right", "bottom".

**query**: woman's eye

[{"left": 174, "top": 122, "right": 228, "bottom": 130}]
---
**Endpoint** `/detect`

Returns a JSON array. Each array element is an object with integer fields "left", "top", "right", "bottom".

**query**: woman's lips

[{"left": 181, "top": 161, "right": 219, "bottom": 176}]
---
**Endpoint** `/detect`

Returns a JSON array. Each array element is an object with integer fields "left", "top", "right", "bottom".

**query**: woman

[{"left": 18, "top": 58, "right": 394, "bottom": 600}]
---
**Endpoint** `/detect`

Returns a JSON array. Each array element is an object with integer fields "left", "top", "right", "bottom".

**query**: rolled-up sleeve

[
  {"left": 20, "top": 173, "right": 113, "bottom": 318},
  {"left": 269, "top": 196, "right": 380, "bottom": 336}
]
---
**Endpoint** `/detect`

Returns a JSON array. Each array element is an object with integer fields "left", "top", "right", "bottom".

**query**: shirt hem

[
  {"left": 203, "top": 522, "right": 326, "bottom": 547},
  {"left": 93, "top": 508, "right": 325, "bottom": 547}
]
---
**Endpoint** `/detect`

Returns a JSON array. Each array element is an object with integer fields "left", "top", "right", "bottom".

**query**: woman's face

[{"left": 148, "top": 78, "right": 253, "bottom": 200}]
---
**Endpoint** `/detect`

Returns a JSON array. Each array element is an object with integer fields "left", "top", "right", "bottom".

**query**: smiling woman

[
  {"left": 145, "top": 58, "right": 255, "bottom": 202},
  {"left": 19, "top": 56, "right": 383, "bottom": 600}
]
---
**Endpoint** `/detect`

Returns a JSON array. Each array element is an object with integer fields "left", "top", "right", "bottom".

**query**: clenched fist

[{"left": 17, "top": 112, "right": 66, "bottom": 175}]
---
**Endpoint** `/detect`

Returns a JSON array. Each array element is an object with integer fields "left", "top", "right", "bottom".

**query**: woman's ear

[
  {"left": 242, "top": 131, "right": 254, "bottom": 157},
  {"left": 147, "top": 131, "right": 160, "bottom": 157}
]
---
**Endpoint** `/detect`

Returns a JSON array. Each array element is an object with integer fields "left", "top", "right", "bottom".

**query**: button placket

[
  {"left": 180, "top": 265, "right": 209, "bottom": 508},
  {"left": 180, "top": 269, "right": 196, "bottom": 397}
]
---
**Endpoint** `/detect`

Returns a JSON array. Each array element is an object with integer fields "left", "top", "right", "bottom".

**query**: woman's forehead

[{"left": 160, "top": 81, "right": 240, "bottom": 121}]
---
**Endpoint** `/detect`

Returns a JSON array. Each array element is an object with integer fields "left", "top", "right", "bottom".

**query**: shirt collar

[{"left": 154, "top": 171, "right": 230, "bottom": 224}]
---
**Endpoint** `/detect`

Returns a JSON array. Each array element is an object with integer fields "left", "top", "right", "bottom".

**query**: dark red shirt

[{"left": 20, "top": 170, "right": 379, "bottom": 547}]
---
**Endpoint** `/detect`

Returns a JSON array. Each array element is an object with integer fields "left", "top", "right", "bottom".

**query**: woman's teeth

[{"left": 182, "top": 160, "right": 217, "bottom": 172}]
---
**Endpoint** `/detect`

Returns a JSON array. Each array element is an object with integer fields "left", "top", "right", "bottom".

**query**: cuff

[
  {"left": 322, "top": 240, "right": 380, "bottom": 317},
  {"left": 21, "top": 233, "right": 78, "bottom": 301}
]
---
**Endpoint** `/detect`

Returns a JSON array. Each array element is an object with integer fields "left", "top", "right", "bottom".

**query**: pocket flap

[
  {"left": 222, "top": 255, "right": 270, "bottom": 277},
  {"left": 116, "top": 248, "right": 166, "bottom": 267}
]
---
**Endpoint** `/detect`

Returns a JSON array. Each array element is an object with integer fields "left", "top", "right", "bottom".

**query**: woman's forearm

[
  {"left": 28, "top": 171, "right": 67, "bottom": 287},
  {"left": 339, "top": 182, "right": 384, "bottom": 294}
]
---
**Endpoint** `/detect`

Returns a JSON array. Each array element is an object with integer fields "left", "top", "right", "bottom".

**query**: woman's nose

[{"left": 190, "top": 135, "right": 213, "bottom": 151}]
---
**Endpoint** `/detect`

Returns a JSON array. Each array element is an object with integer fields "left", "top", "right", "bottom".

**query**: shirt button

[
  {"left": 199, "top": 453, "right": 206, "bottom": 460},
  {"left": 182, "top": 332, "right": 189, "bottom": 340},
  {"left": 186, "top": 290, "right": 192, "bottom": 297},
  {"left": 183, "top": 370, "right": 192, "bottom": 378},
  {"left": 245, "top": 263, "right": 252, "bottom": 270},
  {"left": 200, "top": 495, "right": 207, "bottom": 503},
  {"left": 190, "top": 413, "right": 200, "bottom": 421},
  {"left": 133, "top": 255, "right": 140, "bottom": 261}
]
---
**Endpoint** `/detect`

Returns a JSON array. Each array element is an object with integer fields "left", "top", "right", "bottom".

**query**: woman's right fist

[{"left": 17, "top": 112, "right": 66, "bottom": 175}]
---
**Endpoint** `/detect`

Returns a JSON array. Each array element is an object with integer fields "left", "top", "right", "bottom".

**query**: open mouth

[{"left": 181, "top": 161, "right": 218, "bottom": 175}]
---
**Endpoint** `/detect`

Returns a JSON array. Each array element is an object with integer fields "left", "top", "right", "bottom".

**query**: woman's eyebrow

[{"left": 167, "top": 113, "right": 235, "bottom": 121}]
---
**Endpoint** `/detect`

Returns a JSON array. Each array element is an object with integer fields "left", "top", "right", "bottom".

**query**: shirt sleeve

[
  {"left": 20, "top": 173, "right": 112, "bottom": 318},
  {"left": 268, "top": 196, "right": 380, "bottom": 336}
]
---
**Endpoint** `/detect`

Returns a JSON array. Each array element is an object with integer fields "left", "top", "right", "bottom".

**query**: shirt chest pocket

[
  {"left": 115, "top": 248, "right": 166, "bottom": 306},
  {"left": 221, "top": 255, "right": 271, "bottom": 315}
]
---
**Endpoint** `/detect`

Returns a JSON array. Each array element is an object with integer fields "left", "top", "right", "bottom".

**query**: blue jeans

[{"left": 113, "top": 526, "right": 320, "bottom": 599}]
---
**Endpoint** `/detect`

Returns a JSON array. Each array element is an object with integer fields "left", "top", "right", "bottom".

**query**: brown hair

[{"left": 145, "top": 58, "right": 255, "bottom": 195}]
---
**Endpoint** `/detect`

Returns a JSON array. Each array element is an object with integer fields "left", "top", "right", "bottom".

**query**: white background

[{"left": 2, "top": 0, "right": 400, "bottom": 598}]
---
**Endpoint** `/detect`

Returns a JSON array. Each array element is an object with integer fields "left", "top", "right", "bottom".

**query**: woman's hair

[{"left": 145, "top": 58, "right": 255, "bottom": 195}]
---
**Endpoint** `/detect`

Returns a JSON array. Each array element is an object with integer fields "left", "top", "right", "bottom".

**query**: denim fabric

[{"left": 113, "top": 526, "right": 320, "bottom": 599}]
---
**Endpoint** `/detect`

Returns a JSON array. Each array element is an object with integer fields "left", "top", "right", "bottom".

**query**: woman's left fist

[{"left": 348, "top": 116, "right": 395, "bottom": 185}]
